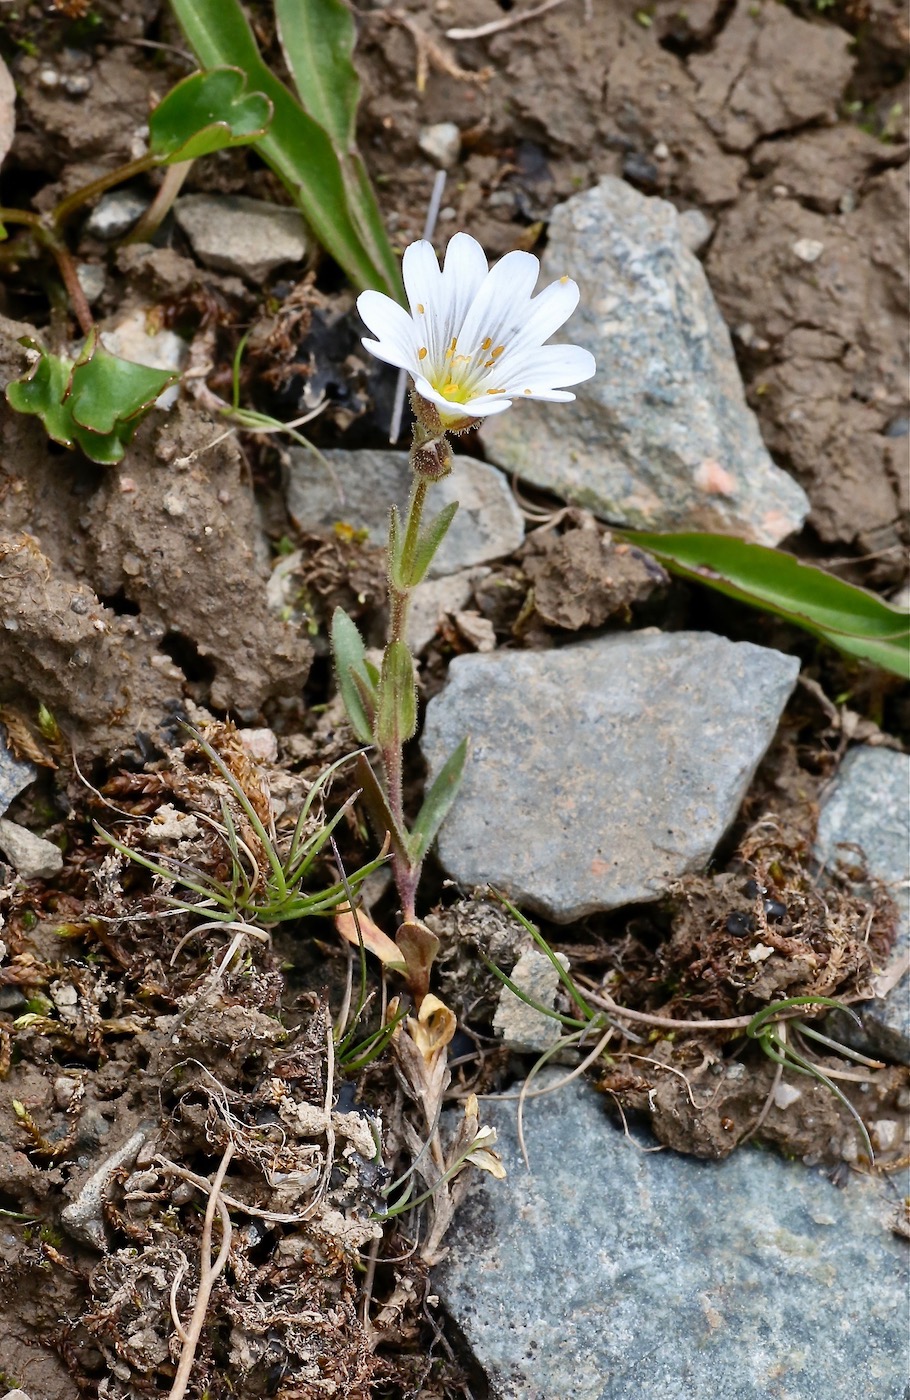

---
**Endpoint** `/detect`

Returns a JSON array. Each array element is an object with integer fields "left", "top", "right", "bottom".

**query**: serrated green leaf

[
  {"left": 409, "top": 736, "right": 468, "bottom": 865},
  {"left": 410, "top": 500, "right": 459, "bottom": 585},
  {"left": 148, "top": 66, "right": 273, "bottom": 163},
  {"left": 627, "top": 530, "right": 910, "bottom": 679},
  {"left": 168, "top": 0, "right": 401, "bottom": 299},
  {"left": 330, "top": 607, "right": 375, "bottom": 745},
  {"left": 376, "top": 640, "right": 416, "bottom": 750}
]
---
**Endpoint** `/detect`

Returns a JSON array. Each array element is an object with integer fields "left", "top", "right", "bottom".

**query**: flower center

[{"left": 419, "top": 334, "right": 507, "bottom": 403}]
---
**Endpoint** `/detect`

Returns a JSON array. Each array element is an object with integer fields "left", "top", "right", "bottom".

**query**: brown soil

[{"left": 0, "top": 1, "right": 907, "bottom": 1397}]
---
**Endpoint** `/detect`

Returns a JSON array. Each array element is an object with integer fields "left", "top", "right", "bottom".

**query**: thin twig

[
  {"left": 446, "top": 0, "right": 567, "bottom": 41},
  {"left": 167, "top": 1140, "right": 235, "bottom": 1400}
]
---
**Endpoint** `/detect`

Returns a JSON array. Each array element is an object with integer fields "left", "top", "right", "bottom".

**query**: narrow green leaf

[
  {"left": 376, "top": 640, "right": 417, "bottom": 749},
  {"left": 409, "top": 500, "right": 459, "bottom": 585},
  {"left": 353, "top": 753, "right": 412, "bottom": 865},
  {"left": 330, "top": 608, "right": 375, "bottom": 745},
  {"left": 409, "top": 736, "right": 468, "bottom": 865},
  {"left": 627, "top": 530, "right": 910, "bottom": 678},
  {"left": 274, "top": 0, "right": 403, "bottom": 298},
  {"left": 168, "top": 0, "right": 400, "bottom": 298},
  {"left": 148, "top": 66, "right": 273, "bottom": 163}
]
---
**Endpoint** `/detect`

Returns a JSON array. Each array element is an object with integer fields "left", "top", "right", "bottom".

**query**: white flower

[{"left": 357, "top": 232, "right": 595, "bottom": 427}]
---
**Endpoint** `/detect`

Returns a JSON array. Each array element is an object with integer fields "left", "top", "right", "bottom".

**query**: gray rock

[
  {"left": 493, "top": 947, "right": 571, "bottom": 1053},
  {"left": 407, "top": 568, "right": 483, "bottom": 654},
  {"left": 815, "top": 746, "right": 910, "bottom": 1064},
  {"left": 479, "top": 177, "right": 809, "bottom": 545},
  {"left": 678, "top": 206, "right": 715, "bottom": 254},
  {"left": 284, "top": 449, "right": 524, "bottom": 579},
  {"left": 174, "top": 194, "right": 309, "bottom": 283},
  {"left": 0, "top": 735, "right": 36, "bottom": 817},
  {"left": 436, "top": 1074, "right": 909, "bottom": 1400},
  {"left": 418, "top": 121, "right": 461, "bottom": 168},
  {"left": 421, "top": 631, "right": 799, "bottom": 921},
  {"left": 75, "top": 261, "right": 106, "bottom": 304},
  {"left": 83, "top": 188, "right": 149, "bottom": 240},
  {"left": 0, "top": 818, "right": 63, "bottom": 880}
]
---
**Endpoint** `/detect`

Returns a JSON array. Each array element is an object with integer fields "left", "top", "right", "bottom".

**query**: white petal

[
  {"left": 457, "top": 249, "right": 542, "bottom": 355},
  {"left": 510, "top": 277, "right": 580, "bottom": 352},
  {"left": 413, "top": 376, "right": 514, "bottom": 421},
  {"left": 357, "top": 291, "right": 418, "bottom": 363},
  {"left": 498, "top": 344, "right": 596, "bottom": 394},
  {"left": 357, "top": 296, "right": 420, "bottom": 372},
  {"left": 402, "top": 239, "right": 443, "bottom": 314},
  {"left": 440, "top": 232, "right": 490, "bottom": 336}
]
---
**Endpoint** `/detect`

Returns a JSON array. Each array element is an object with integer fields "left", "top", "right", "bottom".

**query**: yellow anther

[
  {"left": 443, "top": 380, "right": 459, "bottom": 395},
  {"left": 559, "top": 275, "right": 569, "bottom": 284},
  {"left": 492, "top": 345, "right": 505, "bottom": 359},
  {"left": 450, "top": 336, "right": 457, "bottom": 351},
  {"left": 418, "top": 347, "right": 428, "bottom": 360},
  {"left": 417, "top": 303, "right": 425, "bottom": 313},
  {"left": 524, "top": 388, "right": 533, "bottom": 394},
  {"left": 482, "top": 337, "right": 492, "bottom": 350},
  {"left": 486, "top": 387, "right": 505, "bottom": 395},
  {"left": 484, "top": 358, "right": 495, "bottom": 368}
]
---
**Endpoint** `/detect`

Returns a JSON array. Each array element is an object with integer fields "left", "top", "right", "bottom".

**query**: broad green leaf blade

[
  {"left": 410, "top": 500, "right": 459, "bottom": 585},
  {"left": 274, "top": 0, "right": 403, "bottom": 300},
  {"left": 410, "top": 736, "right": 468, "bottom": 865},
  {"left": 148, "top": 66, "right": 273, "bottom": 163},
  {"left": 628, "top": 530, "right": 910, "bottom": 678},
  {"left": 168, "top": 0, "right": 400, "bottom": 298},
  {"left": 275, "top": 0, "right": 356, "bottom": 150},
  {"left": 330, "top": 607, "right": 375, "bottom": 745},
  {"left": 68, "top": 332, "right": 178, "bottom": 434},
  {"left": 376, "top": 640, "right": 417, "bottom": 749}
]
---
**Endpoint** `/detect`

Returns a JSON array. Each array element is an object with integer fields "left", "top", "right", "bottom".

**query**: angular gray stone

[
  {"left": 284, "top": 449, "right": 524, "bottom": 579},
  {"left": 0, "top": 818, "right": 63, "bottom": 880},
  {"left": 83, "top": 188, "right": 148, "bottom": 240},
  {"left": 815, "top": 746, "right": 910, "bottom": 1064},
  {"left": 174, "top": 194, "right": 309, "bottom": 283},
  {"left": 479, "top": 177, "right": 809, "bottom": 545},
  {"left": 421, "top": 631, "right": 799, "bottom": 921},
  {"left": 0, "top": 735, "right": 36, "bottom": 817},
  {"left": 436, "top": 1075, "right": 909, "bottom": 1400}
]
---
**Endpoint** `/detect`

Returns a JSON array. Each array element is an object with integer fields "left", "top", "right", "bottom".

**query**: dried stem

[{"left": 167, "top": 1139, "right": 235, "bottom": 1400}]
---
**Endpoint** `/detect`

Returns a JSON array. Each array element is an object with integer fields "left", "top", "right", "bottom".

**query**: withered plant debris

[{"left": 595, "top": 814, "right": 906, "bottom": 1162}]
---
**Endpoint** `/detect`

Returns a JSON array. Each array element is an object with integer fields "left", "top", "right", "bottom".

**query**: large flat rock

[
  {"left": 421, "top": 631, "right": 799, "bottom": 921},
  {"left": 284, "top": 449, "right": 524, "bottom": 579},
  {"left": 479, "top": 177, "right": 809, "bottom": 545},
  {"left": 0, "top": 731, "right": 36, "bottom": 818},
  {"left": 436, "top": 1075, "right": 909, "bottom": 1400},
  {"left": 815, "top": 746, "right": 910, "bottom": 1064}
]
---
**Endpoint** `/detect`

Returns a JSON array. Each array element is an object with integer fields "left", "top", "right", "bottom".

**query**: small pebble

[
  {"left": 76, "top": 262, "right": 106, "bottom": 304},
  {"left": 418, "top": 121, "right": 461, "bottom": 169},
  {"left": 793, "top": 238, "right": 825, "bottom": 264},
  {"left": 38, "top": 67, "right": 59, "bottom": 88},
  {"left": 84, "top": 188, "right": 149, "bottom": 241},
  {"left": 62, "top": 73, "right": 91, "bottom": 97}
]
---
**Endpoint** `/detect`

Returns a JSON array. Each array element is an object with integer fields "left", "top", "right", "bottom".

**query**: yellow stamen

[
  {"left": 484, "top": 359, "right": 495, "bottom": 368},
  {"left": 524, "top": 388, "right": 532, "bottom": 394},
  {"left": 492, "top": 345, "right": 505, "bottom": 359},
  {"left": 450, "top": 336, "right": 457, "bottom": 351},
  {"left": 486, "top": 388, "right": 505, "bottom": 395},
  {"left": 482, "top": 337, "right": 492, "bottom": 350},
  {"left": 418, "top": 346, "right": 428, "bottom": 360},
  {"left": 559, "top": 275, "right": 569, "bottom": 284},
  {"left": 417, "top": 303, "right": 425, "bottom": 313},
  {"left": 443, "top": 380, "right": 459, "bottom": 395}
]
